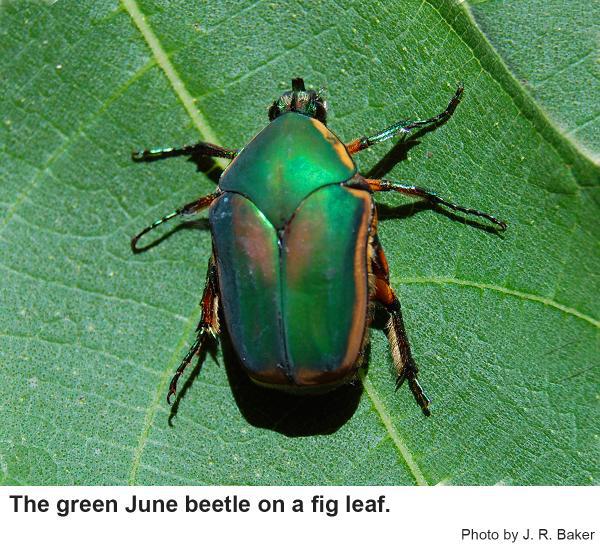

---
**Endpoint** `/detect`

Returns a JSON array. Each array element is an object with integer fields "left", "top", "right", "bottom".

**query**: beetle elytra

[{"left": 131, "top": 78, "right": 506, "bottom": 416}]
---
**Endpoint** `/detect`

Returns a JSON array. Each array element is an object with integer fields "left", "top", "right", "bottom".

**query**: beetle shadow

[
  {"left": 377, "top": 201, "right": 504, "bottom": 236},
  {"left": 221, "top": 331, "right": 366, "bottom": 437},
  {"left": 134, "top": 153, "right": 224, "bottom": 183},
  {"left": 364, "top": 112, "right": 453, "bottom": 179},
  {"left": 131, "top": 219, "right": 211, "bottom": 253},
  {"left": 186, "top": 155, "right": 224, "bottom": 183},
  {"left": 130, "top": 153, "right": 223, "bottom": 253}
]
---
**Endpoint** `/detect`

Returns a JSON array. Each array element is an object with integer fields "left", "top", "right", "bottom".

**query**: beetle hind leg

[
  {"left": 386, "top": 299, "right": 430, "bottom": 415},
  {"left": 370, "top": 236, "right": 430, "bottom": 416},
  {"left": 167, "top": 255, "right": 220, "bottom": 404}
]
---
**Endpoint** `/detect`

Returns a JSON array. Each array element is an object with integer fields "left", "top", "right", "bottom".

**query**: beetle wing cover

[
  {"left": 210, "top": 193, "right": 289, "bottom": 385},
  {"left": 282, "top": 185, "right": 371, "bottom": 386},
  {"left": 210, "top": 186, "right": 371, "bottom": 388}
]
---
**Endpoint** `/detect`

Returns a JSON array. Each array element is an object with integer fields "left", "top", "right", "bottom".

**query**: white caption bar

[{"left": 2, "top": 486, "right": 598, "bottom": 546}]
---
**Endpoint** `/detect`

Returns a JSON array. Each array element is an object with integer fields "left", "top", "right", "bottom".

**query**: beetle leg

[
  {"left": 370, "top": 236, "right": 430, "bottom": 416},
  {"left": 131, "top": 191, "right": 220, "bottom": 251},
  {"left": 362, "top": 178, "right": 507, "bottom": 230},
  {"left": 167, "top": 256, "right": 220, "bottom": 404},
  {"left": 132, "top": 142, "right": 238, "bottom": 162},
  {"left": 345, "top": 85, "right": 463, "bottom": 154}
]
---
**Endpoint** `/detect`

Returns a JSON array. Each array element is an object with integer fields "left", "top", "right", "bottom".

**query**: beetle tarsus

[
  {"left": 395, "top": 364, "right": 430, "bottom": 415},
  {"left": 130, "top": 233, "right": 144, "bottom": 252},
  {"left": 408, "top": 374, "right": 431, "bottom": 417},
  {"left": 167, "top": 385, "right": 177, "bottom": 405},
  {"left": 395, "top": 373, "right": 406, "bottom": 389},
  {"left": 166, "top": 258, "right": 221, "bottom": 404},
  {"left": 345, "top": 84, "right": 464, "bottom": 154},
  {"left": 167, "top": 337, "right": 201, "bottom": 404}
]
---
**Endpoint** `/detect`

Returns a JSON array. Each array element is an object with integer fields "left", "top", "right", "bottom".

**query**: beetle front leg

[
  {"left": 167, "top": 256, "right": 220, "bottom": 404},
  {"left": 362, "top": 178, "right": 507, "bottom": 230},
  {"left": 345, "top": 85, "right": 464, "bottom": 154},
  {"left": 132, "top": 141, "right": 238, "bottom": 162},
  {"left": 371, "top": 236, "right": 430, "bottom": 416},
  {"left": 131, "top": 191, "right": 220, "bottom": 251}
]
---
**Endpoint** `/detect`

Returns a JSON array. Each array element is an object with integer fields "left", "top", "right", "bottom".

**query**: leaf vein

[
  {"left": 0, "top": 332, "right": 161, "bottom": 378},
  {"left": 0, "top": 262, "right": 187, "bottom": 323},
  {"left": 127, "top": 307, "right": 201, "bottom": 484},
  {"left": 120, "top": 0, "right": 228, "bottom": 169},
  {"left": 534, "top": 49, "right": 594, "bottom": 86},
  {"left": 360, "top": 370, "right": 428, "bottom": 486},
  {"left": 395, "top": 276, "right": 600, "bottom": 328},
  {"left": 428, "top": 0, "right": 597, "bottom": 182},
  {"left": 0, "top": 57, "right": 157, "bottom": 236}
]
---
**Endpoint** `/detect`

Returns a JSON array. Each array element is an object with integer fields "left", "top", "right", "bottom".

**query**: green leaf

[
  {"left": 468, "top": 0, "right": 599, "bottom": 158},
  {"left": 1, "top": 0, "right": 598, "bottom": 485}
]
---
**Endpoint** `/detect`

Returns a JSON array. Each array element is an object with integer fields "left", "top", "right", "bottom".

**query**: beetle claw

[
  {"left": 408, "top": 377, "right": 431, "bottom": 416},
  {"left": 167, "top": 389, "right": 175, "bottom": 405}
]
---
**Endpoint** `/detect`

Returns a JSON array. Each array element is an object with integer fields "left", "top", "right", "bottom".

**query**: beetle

[{"left": 131, "top": 78, "right": 506, "bottom": 416}]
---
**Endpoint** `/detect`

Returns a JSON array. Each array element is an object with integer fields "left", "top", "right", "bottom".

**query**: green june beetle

[{"left": 131, "top": 78, "right": 506, "bottom": 416}]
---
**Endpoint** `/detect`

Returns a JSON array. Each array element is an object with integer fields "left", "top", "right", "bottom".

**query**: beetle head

[{"left": 268, "top": 78, "right": 327, "bottom": 124}]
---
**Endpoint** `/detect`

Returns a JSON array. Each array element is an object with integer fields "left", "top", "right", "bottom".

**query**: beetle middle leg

[
  {"left": 132, "top": 141, "right": 238, "bottom": 162},
  {"left": 131, "top": 191, "right": 220, "bottom": 251},
  {"left": 353, "top": 178, "right": 507, "bottom": 230},
  {"left": 167, "top": 255, "right": 220, "bottom": 404},
  {"left": 370, "top": 235, "right": 431, "bottom": 416},
  {"left": 345, "top": 85, "right": 464, "bottom": 154}
]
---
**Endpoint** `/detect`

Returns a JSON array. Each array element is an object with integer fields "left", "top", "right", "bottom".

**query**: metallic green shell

[
  {"left": 209, "top": 185, "right": 372, "bottom": 389},
  {"left": 219, "top": 112, "right": 356, "bottom": 229},
  {"left": 208, "top": 193, "right": 286, "bottom": 382},
  {"left": 281, "top": 185, "right": 372, "bottom": 386}
]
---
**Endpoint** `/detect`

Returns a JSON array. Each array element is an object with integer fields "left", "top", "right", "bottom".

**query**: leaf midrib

[
  {"left": 121, "top": 0, "right": 228, "bottom": 169},
  {"left": 395, "top": 276, "right": 599, "bottom": 328},
  {"left": 435, "top": 0, "right": 598, "bottom": 179}
]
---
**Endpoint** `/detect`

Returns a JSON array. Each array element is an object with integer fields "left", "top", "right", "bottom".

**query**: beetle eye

[
  {"left": 268, "top": 102, "right": 280, "bottom": 121},
  {"left": 315, "top": 101, "right": 327, "bottom": 124}
]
